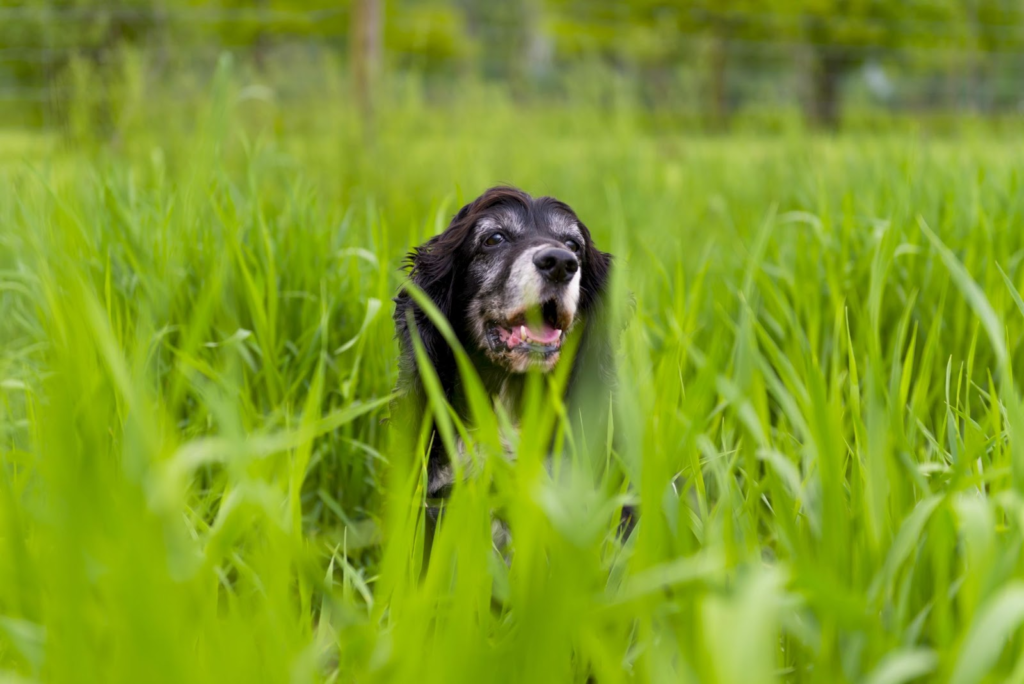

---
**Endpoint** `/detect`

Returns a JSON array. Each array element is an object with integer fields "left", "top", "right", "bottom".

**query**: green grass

[{"left": 5, "top": 72, "right": 1024, "bottom": 683}]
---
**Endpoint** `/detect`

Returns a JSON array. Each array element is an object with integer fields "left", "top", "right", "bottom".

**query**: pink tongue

[
  {"left": 504, "top": 323, "right": 561, "bottom": 348},
  {"left": 528, "top": 325, "right": 561, "bottom": 344},
  {"left": 523, "top": 324, "right": 561, "bottom": 345}
]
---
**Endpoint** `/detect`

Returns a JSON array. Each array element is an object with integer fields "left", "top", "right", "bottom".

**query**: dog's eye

[
  {"left": 564, "top": 239, "right": 581, "bottom": 253},
  {"left": 484, "top": 232, "right": 506, "bottom": 247}
]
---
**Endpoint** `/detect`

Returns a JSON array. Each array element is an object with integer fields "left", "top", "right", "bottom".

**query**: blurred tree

[
  {"left": 452, "top": 0, "right": 546, "bottom": 85},
  {"left": 965, "top": 0, "right": 1024, "bottom": 110},
  {"left": 352, "top": 0, "right": 382, "bottom": 116},
  {"left": 677, "top": 1, "right": 781, "bottom": 129},
  {"left": 0, "top": 0, "right": 162, "bottom": 89},
  {"left": 386, "top": 0, "right": 470, "bottom": 77},
  {"left": 790, "top": 0, "right": 960, "bottom": 126},
  {"left": 0, "top": 0, "right": 166, "bottom": 129}
]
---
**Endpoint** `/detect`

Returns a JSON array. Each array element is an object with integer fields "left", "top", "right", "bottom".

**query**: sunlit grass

[{"left": 4, "top": 71, "right": 1024, "bottom": 683}]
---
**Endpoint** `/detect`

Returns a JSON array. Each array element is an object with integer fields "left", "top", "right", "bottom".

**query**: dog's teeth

[
  {"left": 520, "top": 325, "right": 527, "bottom": 339},
  {"left": 556, "top": 329, "right": 562, "bottom": 336}
]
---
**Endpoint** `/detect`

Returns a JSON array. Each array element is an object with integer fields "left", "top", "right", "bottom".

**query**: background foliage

[{"left": 4, "top": 0, "right": 1024, "bottom": 130}]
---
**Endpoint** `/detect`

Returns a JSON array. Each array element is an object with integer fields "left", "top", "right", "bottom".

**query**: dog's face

[
  {"left": 464, "top": 201, "right": 588, "bottom": 372},
  {"left": 402, "top": 187, "right": 611, "bottom": 376}
]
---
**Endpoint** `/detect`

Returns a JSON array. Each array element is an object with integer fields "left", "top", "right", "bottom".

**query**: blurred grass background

[{"left": 6, "top": 2, "right": 1024, "bottom": 683}]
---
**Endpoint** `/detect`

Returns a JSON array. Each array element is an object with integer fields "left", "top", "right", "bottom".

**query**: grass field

[{"left": 5, "top": 72, "right": 1024, "bottom": 683}]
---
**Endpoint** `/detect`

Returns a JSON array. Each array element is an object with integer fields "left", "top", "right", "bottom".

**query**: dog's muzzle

[
  {"left": 488, "top": 298, "right": 569, "bottom": 356},
  {"left": 482, "top": 246, "right": 580, "bottom": 362}
]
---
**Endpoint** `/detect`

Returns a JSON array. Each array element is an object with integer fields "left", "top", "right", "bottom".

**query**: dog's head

[{"left": 400, "top": 186, "right": 611, "bottom": 375}]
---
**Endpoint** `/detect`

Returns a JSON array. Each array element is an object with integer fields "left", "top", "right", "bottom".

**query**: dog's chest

[
  {"left": 493, "top": 378, "right": 521, "bottom": 443},
  {"left": 427, "top": 383, "right": 521, "bottom": 496}
]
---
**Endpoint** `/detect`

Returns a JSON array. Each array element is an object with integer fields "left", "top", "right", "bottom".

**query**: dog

[{"left": 391, "top": 186, "right": 628, "bottom": 549}]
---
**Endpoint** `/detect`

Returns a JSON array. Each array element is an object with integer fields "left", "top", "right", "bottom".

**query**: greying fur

[{"left": 391, "top": 186, "right": 618, "bottom": 550}]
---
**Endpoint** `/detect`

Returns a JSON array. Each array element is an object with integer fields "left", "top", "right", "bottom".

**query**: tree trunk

[
  {"left": 707, "top": 30, "right": 729, "bottom": 129},
  {"left": 252, "top": 0, "right": 271, "bottom": 72},
  {"left": 522, "top": 0, "right": 550, "bottom": 82},
  {"left": 811, "top": 48, "right": 848, "bottom": 129},
  {"left": 350, "top": 0, "right": 382, "bottom": 118}
]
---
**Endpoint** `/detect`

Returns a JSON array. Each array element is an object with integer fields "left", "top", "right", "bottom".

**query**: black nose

[{"left": 533, "top": 247, "right": 579, "bottom": 284}]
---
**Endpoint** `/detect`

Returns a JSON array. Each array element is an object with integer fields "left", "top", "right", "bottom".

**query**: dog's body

[{"left": 392, "top": 186, "right": 620, "bottom": 534}]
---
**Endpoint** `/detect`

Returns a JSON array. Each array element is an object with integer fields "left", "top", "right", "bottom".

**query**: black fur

[{"left": 392, "top": 186, "right": 621, "bottom": 523}]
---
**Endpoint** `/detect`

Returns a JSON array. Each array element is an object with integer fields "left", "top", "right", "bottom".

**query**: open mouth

[{"left": 488, "top": 299, "right": 568, "bottom": 355}]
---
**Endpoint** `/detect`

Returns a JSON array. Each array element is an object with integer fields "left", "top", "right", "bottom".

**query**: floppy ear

[
  {"left": 579, "top": 227, "right": 612, "bottom": 313},
  {"left": 393, "top": 201, "right": 474, "bottom": 394},
  {"left": 565, "top": 231, "right": 617, "bottom": 476}
]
